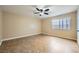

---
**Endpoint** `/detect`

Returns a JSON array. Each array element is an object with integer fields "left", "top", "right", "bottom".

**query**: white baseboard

[
  {"left": 42, "top": 33, "right": 49, "bottom": 35},
  {"left": 42, "top": 33, "right": 75, "bottom": 40},
  {"left": 3, "top": 33, "right": 41, "bottom": 41}
]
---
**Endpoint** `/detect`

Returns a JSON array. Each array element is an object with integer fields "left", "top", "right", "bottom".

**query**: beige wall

[
  {"left": 1, "top": 11, "right": 77, "bottom": 40},
  {"left": 0, "top": 10, "right": 2, "bottom": 40},
  {"left": 3, "top": 12, "right": 41, "bottom": 39},
  {"left": 42, "top": 12, "right": 77, "bottom": 40}
]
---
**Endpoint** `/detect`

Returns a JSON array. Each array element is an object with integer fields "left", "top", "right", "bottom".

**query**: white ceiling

[{"left": 0, "top": 5, "right": 78, "bottom": 18}]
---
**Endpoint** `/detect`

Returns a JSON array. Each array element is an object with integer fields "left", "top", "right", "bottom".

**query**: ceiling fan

[{"left": 34, "top": 7, "right": 50, "bottom": 16}]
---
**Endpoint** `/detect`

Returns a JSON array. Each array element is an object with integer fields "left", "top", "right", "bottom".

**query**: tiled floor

[{"left": 0, "top": 34, "right": 79, "bottom": 53}]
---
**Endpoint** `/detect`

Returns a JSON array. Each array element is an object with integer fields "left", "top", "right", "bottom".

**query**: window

[
  {"left": 52, "top": 19, "right": 59, "bottom": 29},
  {"left": 52, "top": 16, "right": 71, "bottom": 30}
]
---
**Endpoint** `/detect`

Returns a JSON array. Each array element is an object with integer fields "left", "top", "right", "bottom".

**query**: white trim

[
  {"left": 3, "top": 33, "right": 41, "bottom": 41},
  {"left": 42, "top": 33, "right": 49, "bottom": 35},
  {"left": 42, "top": 33, "right": 76, "bottom": 40}
]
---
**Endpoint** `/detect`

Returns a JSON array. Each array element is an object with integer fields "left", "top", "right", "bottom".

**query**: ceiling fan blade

[
  {"left": 44, "top": 13, "right": 49, "bottom": 15},
  {"left": 45, "top": 9, "right": 49, "bottom": 11},
  {"left": 34, "top": 12, "right": 39, "bottom": 14},
  {"left": 36, "top": 8, "right": 40, "bottom": 11}
]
